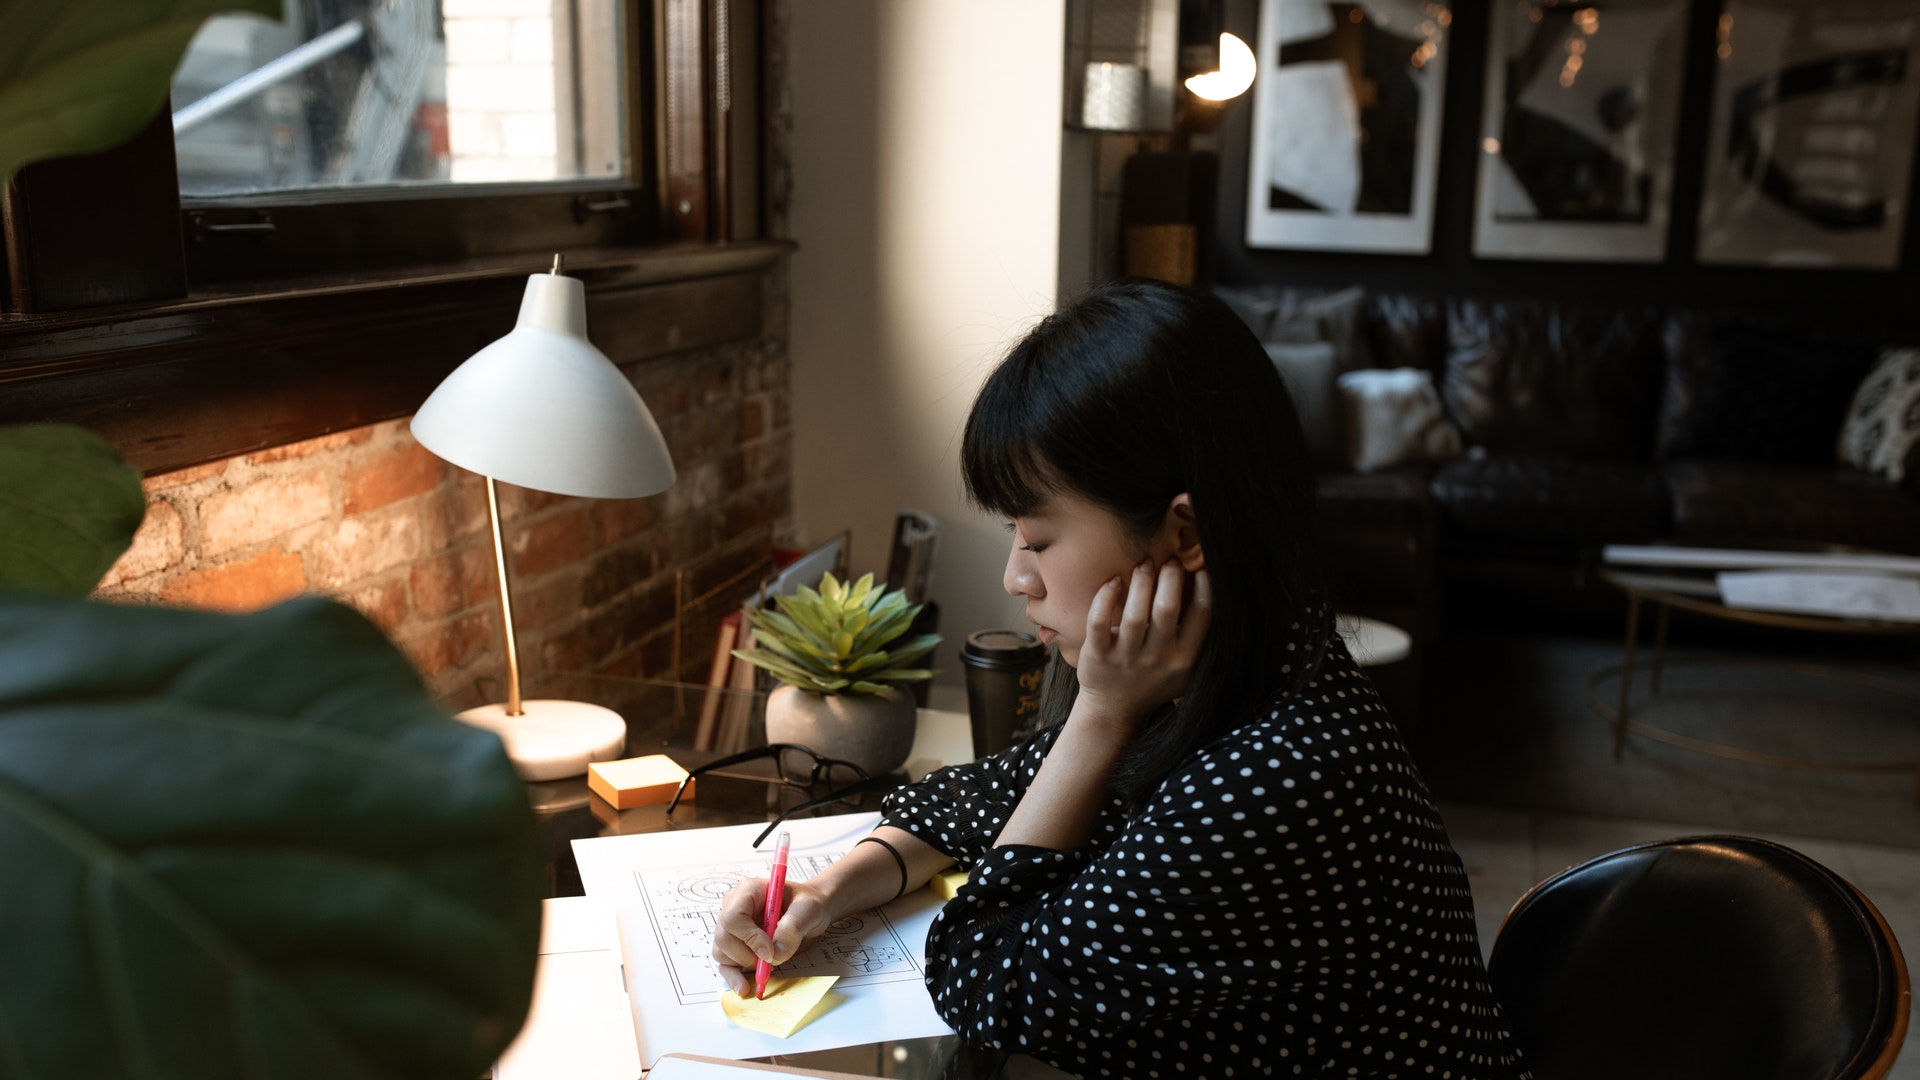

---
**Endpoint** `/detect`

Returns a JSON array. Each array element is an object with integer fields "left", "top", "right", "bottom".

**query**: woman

[{"left": 714, "top": 279, "right": 1527, "bottom": 1079}]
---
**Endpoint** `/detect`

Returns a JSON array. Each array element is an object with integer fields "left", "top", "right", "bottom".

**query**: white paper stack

[{"left": 493, "top": 895, "right": 643, "bottom": 1080}]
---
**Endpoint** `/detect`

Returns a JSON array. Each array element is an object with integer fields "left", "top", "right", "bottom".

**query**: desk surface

[{"left": 517, "top": 676, "right": 994, "bottom": 1079}]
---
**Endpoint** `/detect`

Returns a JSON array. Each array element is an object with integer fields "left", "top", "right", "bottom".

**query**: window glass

[{"left": 172, "top": 0, "right": 624, "bottom": 197}]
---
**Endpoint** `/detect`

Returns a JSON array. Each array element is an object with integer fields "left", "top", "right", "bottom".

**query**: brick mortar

[{"left": 95, "top": 323, "right": 794, "bottom": 704}]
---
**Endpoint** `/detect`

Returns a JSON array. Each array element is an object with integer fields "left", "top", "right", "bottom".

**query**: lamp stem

[{"left": 484, "top": 476, "right": 525, "bottom": 716}]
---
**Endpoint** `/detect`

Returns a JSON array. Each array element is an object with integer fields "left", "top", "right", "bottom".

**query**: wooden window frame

[{"left": 0, "top": 0, "right": 784, "bottom": 476}]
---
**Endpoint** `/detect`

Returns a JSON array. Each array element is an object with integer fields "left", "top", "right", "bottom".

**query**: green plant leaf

[
  {"left": 847, "top": 573, "right": 875, "bottom": 608},
  {"left": 732, "top": 645, "right": 827, "bottom": 684},
  {"left": 0, "top": 593, "right": 543, "bottom": 1078},
  {"left": 850, "top": 600, "right": 920, "bottom": 654},
  {"left": 747, "top": 609, "right": 825, "bottom": 657},
  {"left": 0, "top": 0, "right": 283, "bottom": 186},
  {"left": 746, "top": 629, "right": 821, "bottom": 667},
  {"left": 883, "top": 633, "right": 942, "bottom": 667},
  {"left": 0, "top": 424, "right": 146, "bottom": 595},
  {"left": 842, "top": 650, "right": 893, "bottom": 674},
  {"left": 774, "top": 597, "right": 838, "bottom": 650},
  {"left": 819, "top": 573, "right": 843, "bottom": 604},
  {"left": 735, "top": 647, "right": 851, "bottom": 694}
]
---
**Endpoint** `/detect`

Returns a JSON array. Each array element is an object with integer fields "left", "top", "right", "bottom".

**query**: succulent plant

[{"left": 732, "top": 571, "right": 940, "bottom": 696}]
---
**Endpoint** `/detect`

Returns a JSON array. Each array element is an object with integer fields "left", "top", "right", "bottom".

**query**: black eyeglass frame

[
  {"left": 744, "top": 773, "right": 888, "bottom": 848},
  {"left": 665, "top": 743, "right": 873, "bottom": 843}
]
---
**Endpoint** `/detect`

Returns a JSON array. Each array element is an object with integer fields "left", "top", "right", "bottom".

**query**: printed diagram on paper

[{"left": 636, "top": 852, "right": 924, "bottom": 1006}]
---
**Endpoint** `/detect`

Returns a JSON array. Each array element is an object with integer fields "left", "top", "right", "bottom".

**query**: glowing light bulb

[{"left": 1184, "top": 32, "right": 1257, "bottom": 101}]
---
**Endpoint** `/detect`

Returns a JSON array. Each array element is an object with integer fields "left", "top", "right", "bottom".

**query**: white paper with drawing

[{"left": 571, "top": 812, "right": 951, "bottom": 1065}]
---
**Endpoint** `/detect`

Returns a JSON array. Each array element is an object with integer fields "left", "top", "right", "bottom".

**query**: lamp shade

[{"left": 411, "top": 272, "right": 676, "bottom": 498}]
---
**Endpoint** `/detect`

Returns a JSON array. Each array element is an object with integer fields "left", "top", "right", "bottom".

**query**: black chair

[{"left": 1488, "top": 836, "right": 1911, "bottom": 1080}]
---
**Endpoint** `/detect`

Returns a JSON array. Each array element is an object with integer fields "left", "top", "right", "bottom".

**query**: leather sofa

[{"left": 1221, "top": 285, "right": 1920, "bottom": 637}]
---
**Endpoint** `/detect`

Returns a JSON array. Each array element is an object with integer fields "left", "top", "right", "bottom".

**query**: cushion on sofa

[
  {"left": 1428, "top": 455, "right": 1669, "bottom": 548},
  {"left": 1337, "top": 368, "right": 1463, "bottom": 473},
  {"left": 1659, "top": 318, "right": 1877, "bottom": 466},
  {"left": 1663, "top": 459, "right": 1920, "bottom": 555},
  {"left": 1267, "top": 341, "right": 1344, "bottom": 467},
  {"left": 1838, "top": 347, "right": 1920, "bottom": 482},
  {"left": 1216, "top": 284, "right": 1372, "bottom": 371},
  {"left": 1443, "top": 298, "right": 1665, "bottom": 460}
]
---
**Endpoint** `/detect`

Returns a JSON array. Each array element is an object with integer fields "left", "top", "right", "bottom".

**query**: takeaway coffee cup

[{"left": 959, "top": 629, "right": 1048, "bottom": 759}]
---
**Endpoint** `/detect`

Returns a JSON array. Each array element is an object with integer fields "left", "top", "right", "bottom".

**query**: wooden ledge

[{"left": 0, "top": 240, "right": 794, "bottom": 474}]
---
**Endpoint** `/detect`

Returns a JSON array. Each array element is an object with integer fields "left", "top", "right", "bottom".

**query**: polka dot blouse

[{"left": 880, "top": 640, "right": 1530, "bottom": 1079}]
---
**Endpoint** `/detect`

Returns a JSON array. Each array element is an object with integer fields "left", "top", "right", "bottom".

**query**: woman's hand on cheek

[{"left": 1073, "top": 561, "right": 1211, "bottom": 729}]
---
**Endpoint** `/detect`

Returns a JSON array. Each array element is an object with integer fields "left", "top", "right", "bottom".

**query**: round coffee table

[{"left": 1591, "top": 544, "right": 1920, "bottom": 801}]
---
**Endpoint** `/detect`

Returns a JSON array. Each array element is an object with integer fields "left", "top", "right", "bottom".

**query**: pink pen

[{"left": 754, "top": 831, "right": 791, "bottom": 1000}]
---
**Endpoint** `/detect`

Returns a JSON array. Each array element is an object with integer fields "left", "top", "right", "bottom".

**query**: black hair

[{"left": 961, "top": 277, "right": 1330, "bottom": 806}]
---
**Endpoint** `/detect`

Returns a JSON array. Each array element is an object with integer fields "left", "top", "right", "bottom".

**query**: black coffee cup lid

[{"left": 960, "top": 629, "right": 1046, "bottom": 667}]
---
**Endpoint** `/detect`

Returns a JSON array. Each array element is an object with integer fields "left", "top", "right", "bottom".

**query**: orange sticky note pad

[{"left": 587, "top": 754, "right": 691, "bottom": 809}]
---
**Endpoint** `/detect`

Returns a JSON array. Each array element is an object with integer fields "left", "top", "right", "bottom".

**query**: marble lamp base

[{"left": 454, "top": 699, "right": 628, "bottom": 781}]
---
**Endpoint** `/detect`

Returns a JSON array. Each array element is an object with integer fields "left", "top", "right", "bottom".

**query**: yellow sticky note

[
  {"left": 931, "top": 868, "right": 970, "bottom": 901},
  {"left": 719, "top": 976, "right": 841, "bottom": 1037}
]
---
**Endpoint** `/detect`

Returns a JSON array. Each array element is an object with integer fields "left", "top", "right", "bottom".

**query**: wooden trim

[
  {"left": 0, "top": 240, "right": 791, "bottom": 474},
  {"left": 708, "top": 0, "right": 732, "bottom": 241},
  {"left": 661, "top": 0, "right": 712, "bottom": 239},
  {"left": 728, "top": 0, "right": 764, "bottom": 240},
  {"left": 182, "top": 184, "right": 661, "bottom": 287},
  {"left": 1854, "top": 882, "right": 1912, "bottom": 1080}
]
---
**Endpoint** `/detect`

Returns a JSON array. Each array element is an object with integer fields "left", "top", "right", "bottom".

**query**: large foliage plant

[
  {"left": 0, "top": 424, "right": 544, "bottom": 1080},
  {"left": 0, "top": 0, "right": 280, "bottom": 186},
  {"left": 0, "top": 14, "right": 551, "bottom": 1071}
]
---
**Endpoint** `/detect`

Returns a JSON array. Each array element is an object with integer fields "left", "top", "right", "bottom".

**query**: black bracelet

[{"left": 856, "top": 835, "right": 909, "bottom": 901}]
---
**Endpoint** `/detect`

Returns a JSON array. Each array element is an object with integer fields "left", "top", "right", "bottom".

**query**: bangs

[{"left": 960, "top": 358, "right": 1063, "bottom": 519}]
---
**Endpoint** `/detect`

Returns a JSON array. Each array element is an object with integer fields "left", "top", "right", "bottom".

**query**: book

[
  {"left": 883, "top": 509, "right": 939, "bottom": 603},
  {"left": 695, "top": 613, "right": 742, "bottom": 751},
  {"left": 717, "top": 623, "right": 759, "bottom": 753}
]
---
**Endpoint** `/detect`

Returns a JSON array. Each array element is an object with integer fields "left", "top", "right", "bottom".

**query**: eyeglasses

[{"left": 666, "top": 743, "right": 875, "bottom": 847}]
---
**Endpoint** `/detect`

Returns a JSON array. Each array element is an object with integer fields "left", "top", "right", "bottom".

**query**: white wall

[{"left": 787, "top": 2, "right": 1066, "bottom": 698}]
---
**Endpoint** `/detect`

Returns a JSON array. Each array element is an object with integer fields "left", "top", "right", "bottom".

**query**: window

[
  {"left": 166, "top": 0, "right": 657, "bottom": 286},
  {"left": 0, "top": 0, "right": 773, "bottom": 474},
  {"left": 172, "top": 1, "right": 625, "bottom": 195}
]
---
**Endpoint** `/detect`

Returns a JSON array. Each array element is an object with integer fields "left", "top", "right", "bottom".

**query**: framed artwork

[
  {"left": 1244, "top": 0, "right": 1451, "bottom": 254},
  {"left": 1472, "top": 0, "right": 1689, "bottom": 262},
  {"left": 1696, "top": 0, "right": 1920, "bottom": 269}
]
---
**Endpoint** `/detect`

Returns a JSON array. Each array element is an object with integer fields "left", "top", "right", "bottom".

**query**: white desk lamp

[{"left": 411, "top": 256, "right": 677, "bottom": 780}]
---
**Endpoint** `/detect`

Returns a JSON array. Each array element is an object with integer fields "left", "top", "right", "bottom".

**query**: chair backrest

[{"left": 1488, "top": 835, "right": 1910, "bottom": 1080}]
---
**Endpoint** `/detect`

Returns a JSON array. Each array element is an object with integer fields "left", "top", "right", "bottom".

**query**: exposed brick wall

[{"left": 94, "top": 326, "right": 793, "bottom": 711}]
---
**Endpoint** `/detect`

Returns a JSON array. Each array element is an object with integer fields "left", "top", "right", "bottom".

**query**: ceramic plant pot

[{"left": 764, "top": 684, "right": 918, "bottom": 777}]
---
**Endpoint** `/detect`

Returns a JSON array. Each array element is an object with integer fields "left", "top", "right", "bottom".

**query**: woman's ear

[{"left": 1163, "top": 493, "right": 1205, "bottom": 572}]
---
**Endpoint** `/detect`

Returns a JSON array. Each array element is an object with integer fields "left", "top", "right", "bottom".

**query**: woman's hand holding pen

[
  {"left": 712, "top": 878, "right": 831, "bottom": 996},
  {"left": 1073, "top": 559, "right": 1211, "bottom": 732},
  {"left": 712, "top": 827, "right": 951, "bottom": 994}
]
